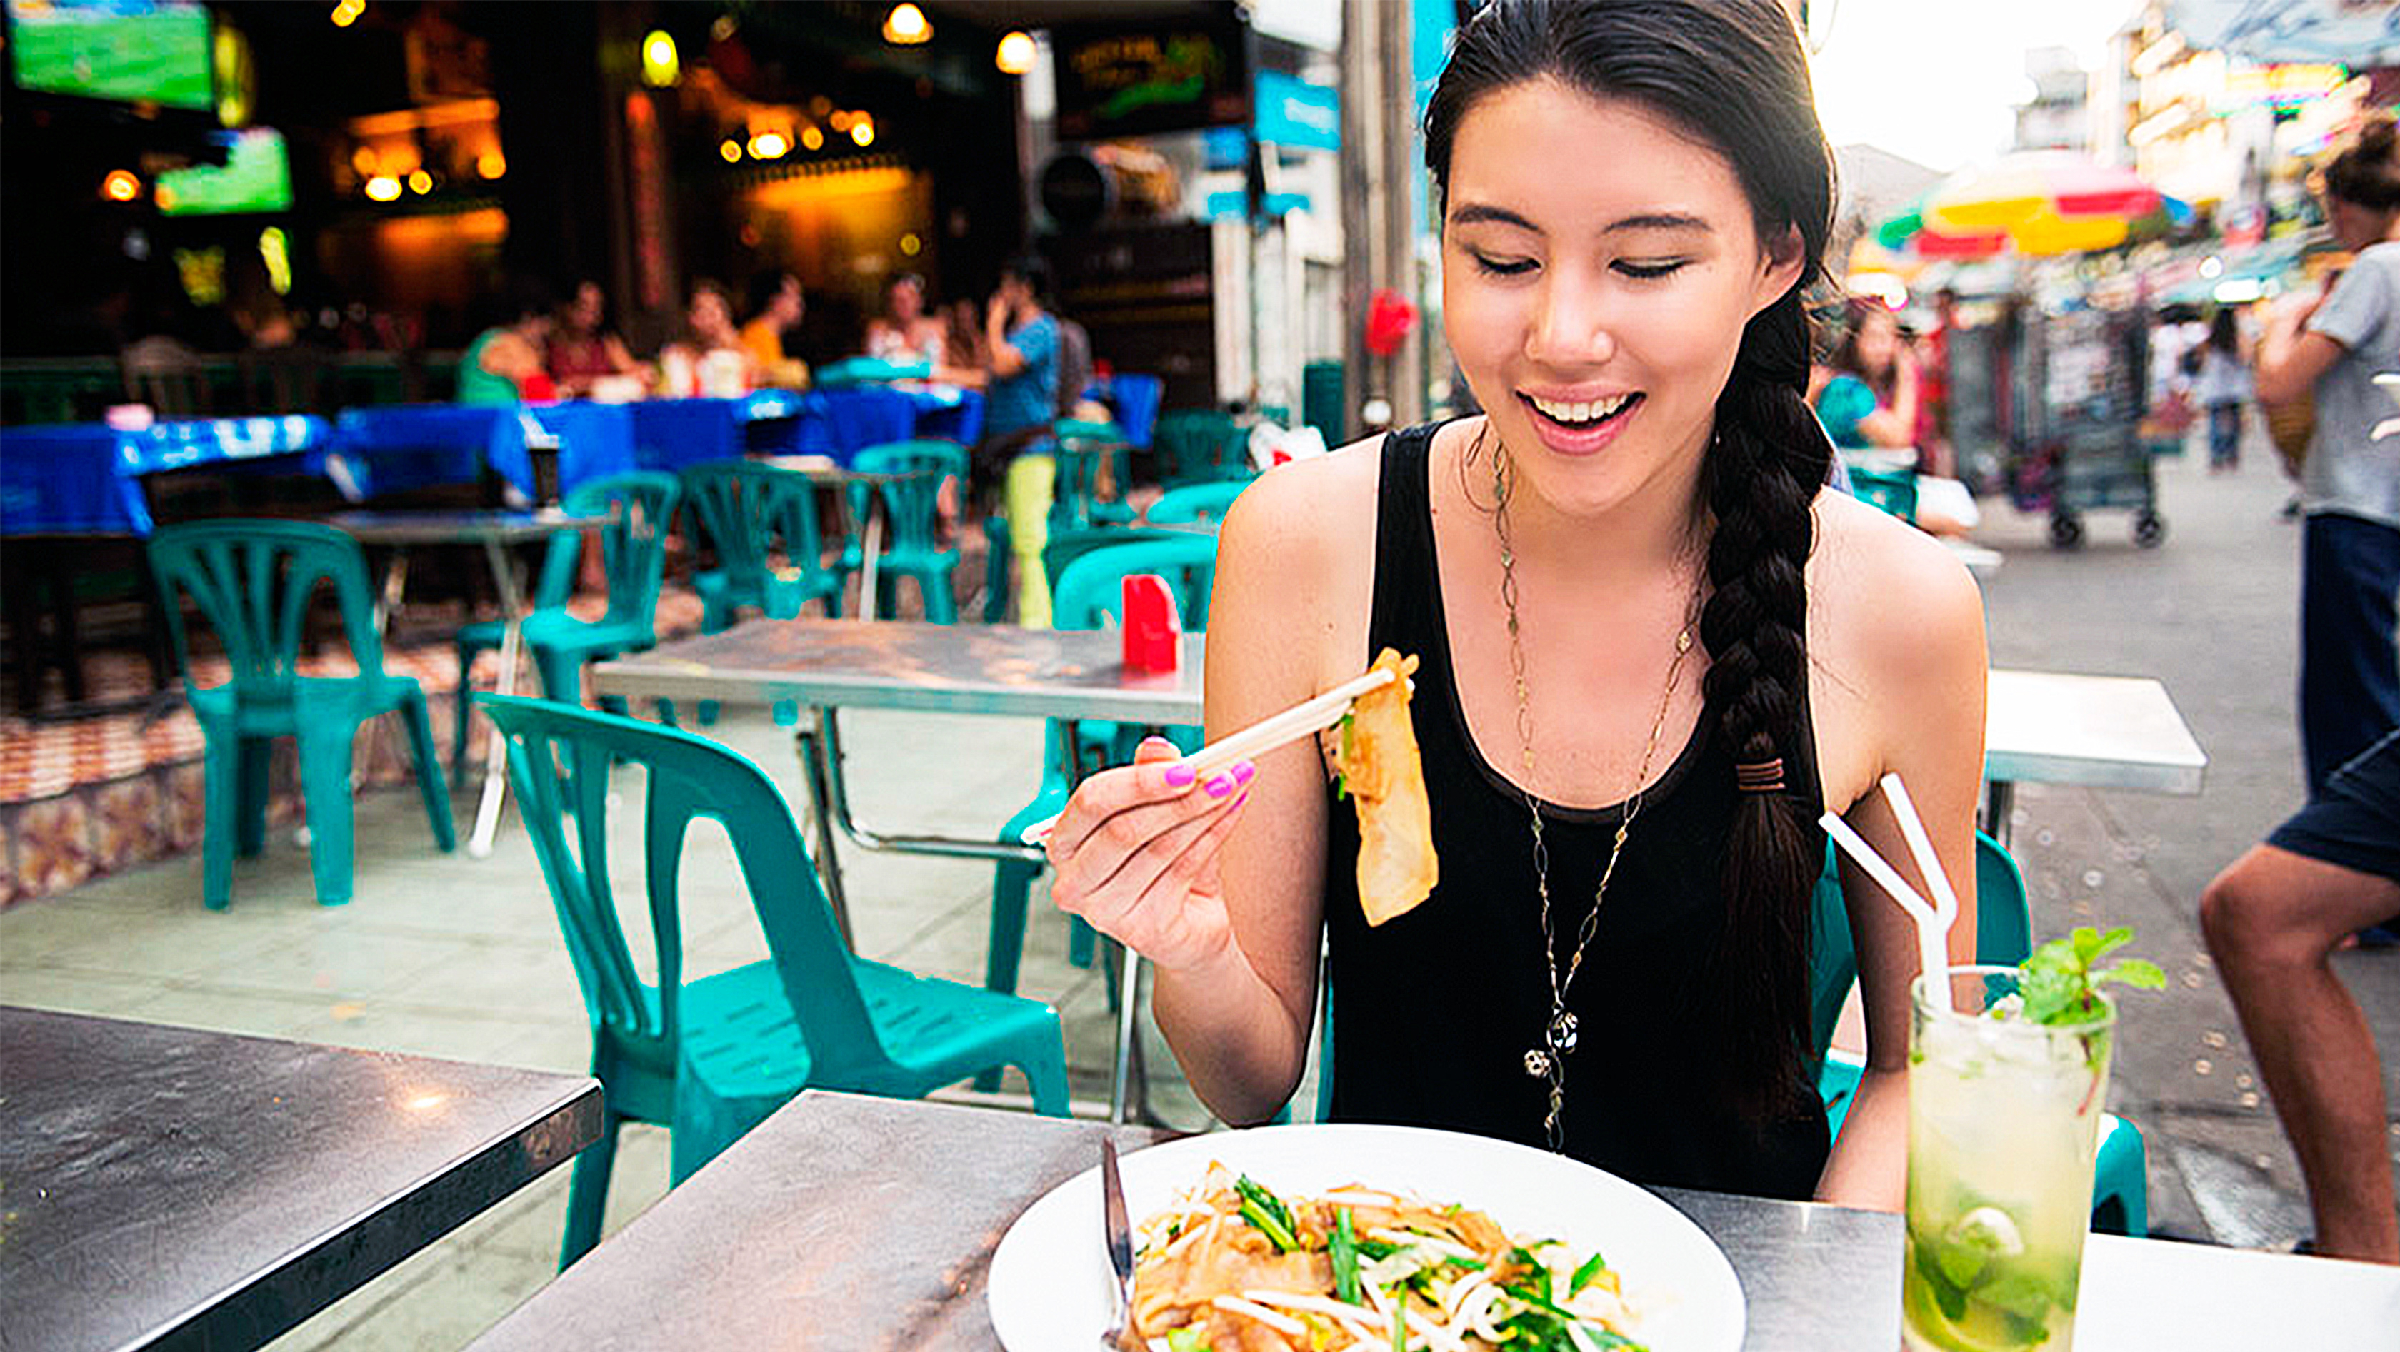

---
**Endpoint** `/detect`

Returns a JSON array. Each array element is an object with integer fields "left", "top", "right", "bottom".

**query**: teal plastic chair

[
  {"left": 1812, "top": 832, "right": 2150, "bottom": 1236},
  {"left": 453, "top": 472, "right": 681, "bottom": 763},
  {"left": 149, "top": 521, "right": 455, "bottom": 909},
  {"left": 679, "top": 460, "right": 843, "bottom": 632},
  {"left": 453, "top": 525, "right": 578, "bottom": 773},
  {"left": 850, "top": 440, "right": 964, "bottom": 622},
  {"left": 984, "top": 534, "right": 1221, "bottom": 1008},
  {"left": 477, "top": 694, "right": 1071, "bottom": 1269},
  {"left": 1153, "top": 409, "right": 1255, "bottom": 486},
  {"left": 1053, "top": 418, "right": 1136, "bottom": 530},
  {"left": 1146, "top": 479, "right": 1249, "bottom": 527}
]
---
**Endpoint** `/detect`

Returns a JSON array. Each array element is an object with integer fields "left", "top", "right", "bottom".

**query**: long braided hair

[{"left": 1424, "top": 0, "right": 1838, "bottom": 1125}]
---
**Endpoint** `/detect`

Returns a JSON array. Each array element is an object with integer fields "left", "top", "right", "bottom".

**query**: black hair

[
  {"left": 1000, "top": 254, "right": 1052, "bottom": 306},
  {"left": 1831, "top": 299, "right": 1899, "bottom": 403},
  {"left": 1424, "top": 0, "right": 1835, "bottom": 1125},
  {"left": 502, "top": 275, "right": 556, "bottom": 327},
  {"left": 2208, "top": 306, "right": 2239, "bottom": 355},
  {"left": 744, "top": 270, "right": 797, "bottom": 321},
  {"left": 2324, "top": 112, "right": 2400, "bottom": 213}
]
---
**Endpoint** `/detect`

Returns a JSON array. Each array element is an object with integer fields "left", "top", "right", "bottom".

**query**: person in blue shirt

[{"left": 980, "top": 257, "right": 1063, "bottom": 626}]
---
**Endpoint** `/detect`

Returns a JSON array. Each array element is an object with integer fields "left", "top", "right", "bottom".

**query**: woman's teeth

[{"left": 1526, "top": 392, "right": 1634, "bottom": 426}]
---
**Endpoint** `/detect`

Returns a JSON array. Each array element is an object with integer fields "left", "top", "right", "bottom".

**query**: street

[{"left": 1974, "top": 428, "right": 2400, "bottom": 1248}]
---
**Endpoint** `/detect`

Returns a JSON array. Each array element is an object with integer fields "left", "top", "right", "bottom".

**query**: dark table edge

[{"left": 139, "top": 1077, "right": 603, "bottom": 1352}]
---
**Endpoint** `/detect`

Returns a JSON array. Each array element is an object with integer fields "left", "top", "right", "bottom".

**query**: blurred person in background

[
  {"left": 659, "top": 280, "right": 756, "bottom": 397},
  {"left": 546, "top": 280, "right": 644, "bottom": 398},
  {"left": 457, "top": 277, "right": 556, "bottom": 405},
  {"left": 1813, "top": 300, "right": 1919, "bottom": 452},
  {"left": 2203, "top": 112, "right": 2400, "bottom": 1269},
  {"left": 865, "top": 272, "right": 946, "bottom": 367},
  {"left": 2195, "top": 307, "right": 2254, "bottom": 474},
  {"left": 976, "top": 256, "right": 1062, "bottom": 627},
  {"left": 739, "top": 271, "right": 808, "bottom": 389}
]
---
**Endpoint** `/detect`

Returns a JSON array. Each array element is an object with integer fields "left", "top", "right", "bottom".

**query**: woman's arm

[
  {"left": 1855, "top": 361, "right": 1920, "bottom": 450},
  {"left": 1814, "top": 510, "right": 1989, "bottom": 1211},
  {"left": 985, "top": 298, "right": 1028, "bottom": 378}
]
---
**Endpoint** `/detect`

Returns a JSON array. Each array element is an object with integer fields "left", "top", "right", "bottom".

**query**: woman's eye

[
  {"left": 1468, "top": 253, "right": 1537, "bottom": 277},
  {"left": 1615, "top": 259, "right": 1688, "bottom": 280}
]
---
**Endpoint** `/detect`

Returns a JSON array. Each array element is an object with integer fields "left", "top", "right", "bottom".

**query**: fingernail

[
  {"left": 1231, "top": 788, "right": 1251, "bottom": 810},
  {"left": 1231, "top": 761, "right": 1256, "bottom": 787},
  {"left": 1164, "top": 763, "right": 1196, "bottom": 788},
  {"left": 1205, "top": 774, "right": 1235, "bottom": 798}
]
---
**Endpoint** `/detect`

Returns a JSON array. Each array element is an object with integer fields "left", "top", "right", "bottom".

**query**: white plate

[{"left": 987, "top": 1123, "right": 1744, "bottom": 1351}]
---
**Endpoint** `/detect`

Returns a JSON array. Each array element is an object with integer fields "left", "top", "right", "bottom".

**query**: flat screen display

[
  {"left": 157, "top": 128, "right": 293, "bottom": 215},
  {"left": 5, "top": 0, "right": 213, "bottom": 111}
]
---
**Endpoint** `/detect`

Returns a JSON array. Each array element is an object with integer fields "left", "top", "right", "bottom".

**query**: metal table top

[
  {"left": 0, "top": 1007, "right": 600, "bottom": 1352},
  {"left": 597, "top": 624, "right": 2202, "bottom": 795},
  {"left": 1986, "top": 668, "right": 2207, "bottom": 794},
  {"left": 593, "top": 619, "right": 1204, "bottom": 726},
  {"left": 462, "top": 1090, "right": 2399, "bottom": 1351},
  {"left": 322, "top": 507, "right": 596, "bottom": 547}
]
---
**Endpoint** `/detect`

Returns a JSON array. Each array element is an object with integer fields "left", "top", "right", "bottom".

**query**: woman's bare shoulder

[
  {"left": 1808, "top": 490, "right": 1986, "bottom": 683},
  {"left": 1217, "top": 434, "right": 1384, "bottom": 562},
  {"left": 1211, "top": 434, "right": 1385, "bottom": 672}
]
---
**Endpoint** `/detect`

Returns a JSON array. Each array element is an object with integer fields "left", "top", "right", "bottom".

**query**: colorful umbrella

[{"left": 1875, "top": 153, "right": 2166, "bottom": 259}]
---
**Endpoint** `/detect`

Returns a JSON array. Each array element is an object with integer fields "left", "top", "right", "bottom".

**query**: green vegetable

[
  {"left": 1234, "top": 1175, "right": 1299, "bottom": 1254},
  {"left": 2013, "top": 925, "right": 2165, "bottom": 1027},
  {"left": 1568, "top": 1249, "right": 1612, "bottom": 1296},
  {"left": 1334, "top": 714, "right": 1356, "bottom": 800},
  {"left": 1332, "top": 1206, "right": 1361, "bottom": 1304},
  {"left": 1165, "top": 1328, "right": 1213, "bottom": 1352},
  {"left": 1390, "top": 1299, "right": 1406, "bottom": 1352}
]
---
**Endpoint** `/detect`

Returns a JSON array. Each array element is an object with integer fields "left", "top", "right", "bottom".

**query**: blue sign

[{"left": 1255, "top": 71, "right": 1339, "bottom": 153}]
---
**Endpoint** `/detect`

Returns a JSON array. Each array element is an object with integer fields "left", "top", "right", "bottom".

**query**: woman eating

[{"left": 1042, "top": 0, "right": 1986, "bottom": 1210}]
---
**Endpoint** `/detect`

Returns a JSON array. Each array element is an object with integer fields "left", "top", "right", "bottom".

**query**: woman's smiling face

[{"left": 1441, "top": 77, "right": 1800, "bottom": 517}]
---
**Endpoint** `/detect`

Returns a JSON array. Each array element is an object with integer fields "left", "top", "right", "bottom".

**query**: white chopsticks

[
  {"left": 1019, "top": 666, "right": 1399, "bottom": 845},
  {"left": 1819, "top": 772, "right": 1961, "bottom": 1013}
]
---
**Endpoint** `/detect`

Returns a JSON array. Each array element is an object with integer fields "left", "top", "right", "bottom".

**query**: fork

[{"left": 1099, "top": 1136, "right": 1134, "bottom": 1350}]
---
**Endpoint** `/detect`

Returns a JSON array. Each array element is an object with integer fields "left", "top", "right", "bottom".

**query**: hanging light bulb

[
  {"left": 881, "top": 3, "right": 930, "bottom": 45},
  {"left": 995, "top": 31, "right": 1036, "bottom": 76},
  {"left": 640, "top": 30, "right": 680, "bottom": 87}
]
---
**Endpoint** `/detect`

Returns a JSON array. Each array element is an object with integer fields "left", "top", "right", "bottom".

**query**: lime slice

[{"left": 1903, "top": 1275, "right": 2050, "bottom": 1352}]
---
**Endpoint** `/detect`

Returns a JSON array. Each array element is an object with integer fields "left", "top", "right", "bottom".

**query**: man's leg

[{"left": 2202, "top": 842, "right": 2400, "bottom": 1263}]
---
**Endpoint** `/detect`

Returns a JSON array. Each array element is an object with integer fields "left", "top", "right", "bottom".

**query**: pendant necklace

[{"left": 1492, "top": 448, "right": 1702, "bottom": 1151}]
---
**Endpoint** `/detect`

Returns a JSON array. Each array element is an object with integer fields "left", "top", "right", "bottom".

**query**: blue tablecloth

[
  {"left": 2, "top": 416, "right": 331, "bottom": 536},
  {"left": 328, "top": 403, "right": 638, "bottom": 501},
  {"left": 743, "top": 386, "right": 985, "bottom": 465},
  {"left": 628, "top": 397, "right": 752, "bottom": 474}
]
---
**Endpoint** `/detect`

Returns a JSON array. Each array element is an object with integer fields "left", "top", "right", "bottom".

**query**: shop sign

[
  {"left": 2212, "top": 62, "right": 2350, "bottom": 113},
  {"left": 1052, "top": 5, "right": 1251, "bottom": 141},
  {"left": 1255, "top": 71, "right": 1338, "bottom": 153}
]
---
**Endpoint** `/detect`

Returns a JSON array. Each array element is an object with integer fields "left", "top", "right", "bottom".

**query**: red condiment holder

[{"left": 1120, "top": 573, "right": 1181, "bottom": 674}]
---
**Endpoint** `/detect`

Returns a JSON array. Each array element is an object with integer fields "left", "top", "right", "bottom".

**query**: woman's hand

[{"left": 1047, "top": 736, "right": 1255, "bottom": 975}]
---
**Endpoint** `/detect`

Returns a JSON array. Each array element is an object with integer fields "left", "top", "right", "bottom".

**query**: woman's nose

[{"left": 1525, "top": 276, "right": 1618, "bottom": 367}]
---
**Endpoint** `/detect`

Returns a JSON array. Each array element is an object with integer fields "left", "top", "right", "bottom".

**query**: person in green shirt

[{"left": 458, "top": 279, "right": 556, "bottom": 405}]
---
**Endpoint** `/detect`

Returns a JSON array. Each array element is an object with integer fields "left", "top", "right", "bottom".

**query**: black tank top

[{"left": 1323, "top": 422, "right": 1831, "bottom": 1199}]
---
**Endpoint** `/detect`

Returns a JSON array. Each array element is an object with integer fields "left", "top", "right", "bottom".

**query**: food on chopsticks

[
  {"left": 1330, "top": 649, "right": 1437, "bottom": 927},
  {"left": 1125, "top": 1164, "right": 1648, "bottom": 1352}
]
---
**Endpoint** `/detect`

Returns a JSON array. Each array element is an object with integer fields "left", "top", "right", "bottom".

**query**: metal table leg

[
  {"left": 1983, "top": 779, "right": 2016, "bottom": 848},
  {"left": 858, "top": 489, "right": 886, "bottom": 619},
  {"left": 1064, "top": 719, "right": 1156, "bottom": 1127},
  {"left": 466, "top": 535, "right": 528, "bottom": 859},
  {"left": 791, "top": 714, "right": 856, "bottom": 949}
]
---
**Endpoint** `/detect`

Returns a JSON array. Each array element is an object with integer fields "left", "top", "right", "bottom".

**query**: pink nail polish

[
  {"left": 1165, "top": 763, "right": 1196, "bottom": 787},
  {"left": 1232, "top": 761, "right": 1256, "bottom": 787},
  {"left": 1205, "top": 774, "right": 1235, "bottom": 798},
  {"left": 1231, "top": 788, "right": 1251, "bottom": 810}
]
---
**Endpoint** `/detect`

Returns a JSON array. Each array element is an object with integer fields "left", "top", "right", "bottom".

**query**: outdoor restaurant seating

[
  {"left": 848, "top": 440, "right": 966, "bottom": 622},
  {"left": 1152, "top": 407, "right": 1256, "bottom": 486},
  {"left": 148, "top": 519, "right": 455, "bottom": 909},
  {"left": 476, "top": 695, "right": 1072, "bottom": 1268},
  {"left": 1811, "top": 832, "right": 2151, "bottom": 1235},
  {"left": 676, "top": 460, "right": 843, "bottom": 726},
  {"left": 1052, "top": 417, "right": 1138, "bottom": 530}
]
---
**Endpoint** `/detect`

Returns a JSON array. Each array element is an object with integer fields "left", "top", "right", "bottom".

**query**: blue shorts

[{"left": 2267, "top": 727, "right": 2400, "bottom": 886}]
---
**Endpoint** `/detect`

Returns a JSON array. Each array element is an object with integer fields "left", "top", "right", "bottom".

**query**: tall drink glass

[{"left": 1902, "top": 965, "right": 2116, "bottom": 1352}]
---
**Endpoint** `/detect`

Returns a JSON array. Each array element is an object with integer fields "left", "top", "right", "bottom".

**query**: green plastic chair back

[
  {"left": 1153, "top": 409, "right": 1253, "bottom": 486},
  {"left": 149, "top": 520, "right": 454, "bottom": 908},
  {"left": 150, "top": 519, "right": 385, "bottom": 701},
  {"left": 678, "top": 460, "right": 839, "bottom": 628},
  {"left": 1051, "top": 533, "right": 1219, "bottom": 633},
  {"left": 853, "top": 440, "right": 964, "bottom": 559},
  {"left": 565, "top": 471, "right": 680, "bottom": 630},
  {"left": 478, "top": 694, "right": 1070, "bottom": 1266},
  {"left": 1053, "top": 418, "right": 1134, "bottom": 530},
  {"left": 1146, "top": 479, "right": 1249, "bottom": 527}
]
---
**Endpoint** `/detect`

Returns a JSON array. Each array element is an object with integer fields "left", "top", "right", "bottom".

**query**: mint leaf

[{"left": 2014, "top": 926, "right": 2161, "bottom": 1028}]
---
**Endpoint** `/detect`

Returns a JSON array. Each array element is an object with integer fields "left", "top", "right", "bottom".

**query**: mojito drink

[{"left": 1902, "top": 966, "right": 2115, "bottom": 1352}]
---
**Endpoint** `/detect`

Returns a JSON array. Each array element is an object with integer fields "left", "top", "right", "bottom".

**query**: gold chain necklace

[{"left": 1492, "top": 448, "right": 1701, "bottom": 1152}]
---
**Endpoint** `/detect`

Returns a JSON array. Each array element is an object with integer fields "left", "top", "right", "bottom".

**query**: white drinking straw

[
  {"left": 1879, "top": 771, "right": 1965, "bottom": 939},
  {"left": 1820, "top": 807, "right": 1955, "bottom": 1014}
]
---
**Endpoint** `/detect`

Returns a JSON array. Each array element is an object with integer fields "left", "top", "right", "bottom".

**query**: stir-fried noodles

[{"left": 1126, "top": 1163, "right": 1649, "bottom": 1352}]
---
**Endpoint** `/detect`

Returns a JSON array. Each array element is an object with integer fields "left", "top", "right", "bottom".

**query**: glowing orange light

[
  {"left": 995, "top": 31, "right": 1036, "bottom": 75},
  {"left": 364, "top": 175, "right": 402, "bottom": 201},
  {"left": 406, "top": 169, "right": 432, "bottom": 194},
  {"left": 881, "top": 3, "right": 930, "bottom": 45},
  {"left": 476, "top": 151, "right": 506, "bottom": 178},
  {"left": 850, "top": 120, "right": 874, "bottom": 148},
  {"left": 102, "top": 170, "right": 141, "bottom": 202},
  {"left": 800, "top": 125, "right": 825, "bottom": 151}
]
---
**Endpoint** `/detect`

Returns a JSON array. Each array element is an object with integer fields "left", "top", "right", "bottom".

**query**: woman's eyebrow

[
  {"left": 1605, "top": 212, "right": 1712, "bottom": 234},
  {"left": 1447, "top": 202, "right": 1539, "bottom": 231}
]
